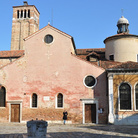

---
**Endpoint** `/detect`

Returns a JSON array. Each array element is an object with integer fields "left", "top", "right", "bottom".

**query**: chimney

[{"left": 24, "top": 1, "right": 28, "bottom": 6}]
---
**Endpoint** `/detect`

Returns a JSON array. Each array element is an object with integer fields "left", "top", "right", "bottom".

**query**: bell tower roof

[{"left": 117, "top": 16, "right": 129, "bottom": 34}]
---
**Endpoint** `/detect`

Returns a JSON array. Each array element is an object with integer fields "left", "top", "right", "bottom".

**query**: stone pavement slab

[{"left": 0, "top": 123, "right": 137, "bottom": 138}]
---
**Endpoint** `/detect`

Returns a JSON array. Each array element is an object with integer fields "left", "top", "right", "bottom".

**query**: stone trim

[
  {"left": 80, "top": 99, "right": 98, "bottom": 124},
  {"left": 108, "top": 74, "right": 114, "bottom": 124}
]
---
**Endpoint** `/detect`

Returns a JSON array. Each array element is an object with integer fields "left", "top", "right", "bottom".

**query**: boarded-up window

[
  {"left": 57, "top": 93, "right": 63, "bottom": 108},
  {"left": 119, "top": 83, "right": 131, "bottom": 110},
  {"left": 135, "top": 83, "right": 138, "bottom": 110},
  {"left": 0, "top": 87, "right": 6, "bottom": 107},
  {"left": 32, "top": 93, "right": 37, "bottom": 108}
]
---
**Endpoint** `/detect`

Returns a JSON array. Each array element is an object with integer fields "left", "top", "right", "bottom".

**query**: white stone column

[
  {"left": 19, "top": 11, "right": 21, "bottom": 18},
  {"left": 108, "top": 74, "right": 114, "bottom": 124},
  {"left": 23, "top": 11, "right": 25, "bottom": 18}
]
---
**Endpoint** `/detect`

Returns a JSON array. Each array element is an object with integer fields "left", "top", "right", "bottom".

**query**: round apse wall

[{"left": 83, "top": 75, "right": 97, "bottom": 88}]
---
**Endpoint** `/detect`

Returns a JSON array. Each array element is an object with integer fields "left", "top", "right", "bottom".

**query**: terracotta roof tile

[
  {"left": 0, "top": 50, "right": 24, "bottom": 58},
  {"left": 99, "top": 61, "right": 120, "bottom": 69},
  {"left": 76, "top": 48, "right": 105, "bottom": 55},
  {"left": 108, "top": 61, "right": 138, "bottom": 69},
  {"left": 87, "top": 52, "right": 100, "bottom": 58}
]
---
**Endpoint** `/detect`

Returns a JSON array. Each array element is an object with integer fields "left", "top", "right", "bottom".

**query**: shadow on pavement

[
  {"left": 78, "top": 125, "right": 138, "bottom": 136},
  {"left": 0, "top": 133, "right": 27, "bottom": 138},
  {"left": 47, "top": 132, "right": 132, "bottom": 138},
  {"left": 0, "top": 132, "right": 133, "bottom": 138}
]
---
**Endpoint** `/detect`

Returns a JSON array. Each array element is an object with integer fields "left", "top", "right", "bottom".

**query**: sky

[{"left": 1, "top": 0, "right": 138, "bottom": 51}]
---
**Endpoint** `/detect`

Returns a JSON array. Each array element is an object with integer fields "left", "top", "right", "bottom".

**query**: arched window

[
  {"left": 28, "top": 10, "right": 30, "bottom": 18},
  {"left": 135, "top": 83, "right": 138, "bottom": 110},
  {"left": 32, "top": 93, "right": 37, "bottom": 108},
  {"left": 24, "top": 10, "right": 26, "bottom": 18},
  {"left": 0, "top": 86, "right": 6, "bottom": 107},
  {"left": 21, "top": 10, "right": 23, "bottom": 18},
  {"left": 17, "top": 10, "right": 20, "bottom": 19},
  {"left": 119, "top": 83, "right": 131, "bottom": 110},
  {"left": 57, "top": 93, "right": 63, "bottom": 108}
]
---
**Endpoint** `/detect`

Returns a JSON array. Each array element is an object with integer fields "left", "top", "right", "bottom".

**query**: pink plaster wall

[{"left": 0, "top": 25, "right": 108, "bottom": 123}]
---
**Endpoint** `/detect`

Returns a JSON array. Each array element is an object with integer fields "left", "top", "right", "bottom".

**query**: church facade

[{"left": 0, "top": 2, "right": 138, "bottom": 125}]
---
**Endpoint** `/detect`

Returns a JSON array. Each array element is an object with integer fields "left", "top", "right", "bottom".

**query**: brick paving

[{"left": 0, "top": 123, "right": 137, "bottom": 138}]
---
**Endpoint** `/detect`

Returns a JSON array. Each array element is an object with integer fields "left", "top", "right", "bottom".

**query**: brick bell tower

[{"left": 11, "top": 1, "right": 40, "bottom": 50}]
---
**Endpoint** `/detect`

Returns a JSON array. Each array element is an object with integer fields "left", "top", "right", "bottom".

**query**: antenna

[
  {"left": 51, "top": 9, "right": 53, "bottom": 26},
  {"left": 121, "top": 9, "right": 124, "bottom": 16}
]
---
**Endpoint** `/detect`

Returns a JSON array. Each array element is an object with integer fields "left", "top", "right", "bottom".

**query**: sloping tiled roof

[
  {"left": 0, "top": 50, "right": 24, "bottom": 58},
  {"left": 76, "top": 48, "right": 138, "bottom": 71},
  {"left": 76, "top": 48, "right": 105, "bottom": 61},
  {"left": 100, "top": 61, "right": 120, "bottom": 69},
  {"left": 108, "top": 61, "right": 138, "bottom": 69},
  {"left": 76, "top": 48, "right": 105, "bottom": 55}
]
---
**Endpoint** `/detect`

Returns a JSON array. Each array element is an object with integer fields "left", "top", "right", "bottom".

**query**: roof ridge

[{"left": 24, "top": 24, "right": 72, "bottom": 41}]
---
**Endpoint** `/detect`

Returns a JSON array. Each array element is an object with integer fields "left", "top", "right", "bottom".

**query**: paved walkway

[{"left": 0, "top": 123, "right": 137, "bottom": 138}]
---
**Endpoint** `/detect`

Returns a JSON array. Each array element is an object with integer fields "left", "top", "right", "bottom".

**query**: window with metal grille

[
  {"left": 119, "top": 83, "right": 131, "bottom": 110},
  {"left": 32, "top": 93, "right": 37, "bottom": 108},
  {"left": 135, "top": 83, "right": 138, "bottom": 110},
  {"left": 44, "top": 34, "right": 53, "bottom": 44},
  {"left": 57, "top": 93, "right": 63, "bottom": 108},
  {"left": 84, "top": 75, "right": 97, "bottom": 88},
  {"left": 0, "top": 87, "right": 6, "bottom": 107}
]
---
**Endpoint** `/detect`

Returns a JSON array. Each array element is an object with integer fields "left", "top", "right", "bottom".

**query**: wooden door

[
  {"left": 85, "top": 104, "right": 96, "bottom": 123},
  {"left": 91, "top": 104, "right": 96, "bottom": 123},
  {"left": 11, "top": 104, "right": 20, "bottom": 122},
  {"left": 85, "top": 104, "right": 92, "bottom": 123}
]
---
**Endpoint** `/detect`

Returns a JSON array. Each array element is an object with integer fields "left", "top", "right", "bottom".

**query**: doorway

[
  {"left": 11, "top": 104, "right": 20, "bottom": 122},
  {"left": 85, "top": 104, "right": 96, "bottom": 123}
]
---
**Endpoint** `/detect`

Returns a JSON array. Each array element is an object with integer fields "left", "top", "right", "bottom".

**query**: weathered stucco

[
  {"left": 105, "top": 37, "right": 138, "bottom": 62},
  {"left": 0, "top": 25, "right": 108, "bottom": 124}
]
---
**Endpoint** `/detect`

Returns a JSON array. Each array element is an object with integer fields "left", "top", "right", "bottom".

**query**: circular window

[
  {"left": 84, "top": 75, "right": 97, "bottom": 88},
  {"left": 44, "top": 34, "right": 53, "bottom": 44}
]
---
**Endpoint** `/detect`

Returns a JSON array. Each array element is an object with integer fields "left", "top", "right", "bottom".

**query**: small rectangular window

[{"left": 109, "top": 55, "right": 114, "bottom": 61}]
